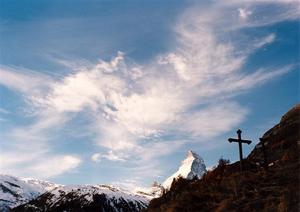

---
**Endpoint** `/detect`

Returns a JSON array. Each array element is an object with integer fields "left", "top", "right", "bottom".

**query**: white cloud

[
  {"left": 96, "top": 51, "right": 125, "bottom": 73},
  {"left": 95, "top": 121, "right": 137, "bottom": 151},
  {"left": 102, "top": 150, "right": 126, "bottom": 161},
  {"left": 0, "top": 108, "right": 73, "bottom": 178},
  {"left": 44, "top": 69, "right": 125, "bottom": 113},
  {"left": 0, "top": 151, "right": 45, "bottom": 172},
  {"left": 159, "top": 53, "right": 190, "bottom": 81},
  {"left": 28, "top": 155, "right": 81, "bottom": 178},
  {"left": 0, "top": 67, "right": 51, "bottom": 94},
  {"left": 134, "top": 140, "right": 186, "bottom": 161},
  {"left": 238, "top": 8, "right": 253, "bottom": 19},
  {"left": 91, "top": 151, "right": 126, "bottom": 162},
  {"left": 254, "top": 33, "right": 276, "bottom": 48},
  {"left": 0, "top": 151, "right": 81, "bottom": 179},
  {"left": 0, "top": 0, "right": 297, "bottom": 183},
  {"left": 91, "top": 153, "right": 102, "bottom": 162},
  {"left": 113, "top": 86, "right": 184, "bottom": 137},
  {"left": 180, "top": 103, "right": 248, "bottom": 138}
]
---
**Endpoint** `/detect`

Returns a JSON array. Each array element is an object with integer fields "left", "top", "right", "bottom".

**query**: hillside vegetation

[{"left": 147, "top": 105, "right": 300, "bottom": 212}]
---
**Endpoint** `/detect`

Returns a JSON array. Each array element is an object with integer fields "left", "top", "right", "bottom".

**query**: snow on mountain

[
  {"left": 1, "top": 174, "right": 148, "bottom": 211},
  {"left": 135, "top": 150, "right": 207, "bottom": 198},
  {"left": 49, "top": 184, "right": 148, "bottom": 203},
  {"left": 2, "top": 150, "right": 205, "bottom": 211},
  {"left": 162, "top": 150, "right": 207, "bottom": 188},
  {"left": 13, "top": 184, "right": 149, "bottom": 211},
  {"left": 0, "top": 174, "right": 59, "bottom": 211},
  {"left": 135, "top": 181, "right": 164, "bottom": 199}
]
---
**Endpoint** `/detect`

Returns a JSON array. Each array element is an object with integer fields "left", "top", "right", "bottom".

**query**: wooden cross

[{"left": 228, "top": 129, "right": 252, "bottom": 171}]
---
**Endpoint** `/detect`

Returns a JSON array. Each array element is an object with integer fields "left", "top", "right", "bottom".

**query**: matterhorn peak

[
  {"left": 186, "top": 150, "right": 201, "bottom": 159},
  {"left": 162, "top": 150, "right": 207, "bottom": 188}
]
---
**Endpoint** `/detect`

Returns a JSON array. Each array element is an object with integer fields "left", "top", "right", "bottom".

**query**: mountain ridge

[
  {"left": 2, "top": 150, "right": 206, "bottom": 211},
  {"left": 0, "top": 174, "right": 59, "bottom": 211},
  {"left": 147, "top": 104, "right": 300, "bottom": 211},
  {"left": 12, "top": 184, "right": 148, "bottom": 212}
]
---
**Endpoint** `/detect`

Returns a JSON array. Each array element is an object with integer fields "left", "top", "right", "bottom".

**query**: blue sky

[{"left": 0, "top": 0, "right": 299, "bottom": 189}]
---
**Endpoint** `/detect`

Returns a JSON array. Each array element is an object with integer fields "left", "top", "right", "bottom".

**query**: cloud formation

[
  {"left": 28, "top": 155, "right": 81, "bottom": 178},
  {"left": 0, "top": 0, "right": 298, "bottom": 183},
  {"left": 91, "top": 151, "right": 126, "bottom": 162},
  {"left": 238, "top": 8, "right": 253, "bottom": 19}
]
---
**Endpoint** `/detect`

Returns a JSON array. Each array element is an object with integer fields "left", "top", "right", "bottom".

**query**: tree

[{"left": 218, "top": 157, "right": 230, "bottom": 168}]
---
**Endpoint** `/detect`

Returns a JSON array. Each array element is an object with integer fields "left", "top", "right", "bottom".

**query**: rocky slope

[
  {"left": 147, "top": 104, "right": 300, "bottom": 212},
  {"left": 0, "top": 174, "right": 59, "bottom": 211}
]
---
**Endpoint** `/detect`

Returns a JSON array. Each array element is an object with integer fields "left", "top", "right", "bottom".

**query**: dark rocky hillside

[{"left": 147, "top": 104, "right": 300, "bottom": 212}]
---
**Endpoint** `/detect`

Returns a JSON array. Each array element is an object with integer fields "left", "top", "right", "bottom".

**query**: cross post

[{"left": 228, "top": 129, "right": 252, "bottom": 172}]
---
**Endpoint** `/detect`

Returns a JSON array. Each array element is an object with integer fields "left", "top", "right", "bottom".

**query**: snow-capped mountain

[
  {"left": 0, "top": 174, "right": 59, "bottom": 211},
  {"left": 1, "top": 150, "right": 205, "bottom": 211},
  {"left": 12, "top": 184, "right": 148, "bottom": 212},
  {"left": 135, "top": 150, "right": 207, "bottom": 198},
  {"left": 162, "top": 150, "right": 207, "bottom": 188},
  {"left": 1, "top": 174, "right": 148, "bottom": 211}
]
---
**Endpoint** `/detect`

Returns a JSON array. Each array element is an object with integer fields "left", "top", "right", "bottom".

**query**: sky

[{"left": 0, "top": 0, "right": 299, "bottom": 190}]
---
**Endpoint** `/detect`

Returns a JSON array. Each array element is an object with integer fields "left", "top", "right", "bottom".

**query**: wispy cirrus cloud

[
  {"left": 28, "top": 155, "right": 81, "bottom": 178},
  {"left": 0, "top": 151, "right": 82, "bottom": 180},
  {"left": 0, "top": 108, "right": 81, "bottom": 179},
  {"left": 253, "top": 33, "right": 276, "bottom": 48},
  {"left": 91, "top": 151, "right": 126, "bottom": 163},
  {"left": 0, "top": 66, "right": 52, "bottom": 94},
  {"left": 0, "top": 0, "right": 297, "bottom": 184},
  {"left": 179, "top": 103, "right": 249, "bottom": 138}
]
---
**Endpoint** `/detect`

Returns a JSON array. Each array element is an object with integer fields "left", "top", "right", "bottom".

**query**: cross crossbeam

[
  {"left": 228, "top": 138, "right": 252, "bottom": 144},
  {"left": 228, "top": 129, "right": 252, "bottom": 171}
]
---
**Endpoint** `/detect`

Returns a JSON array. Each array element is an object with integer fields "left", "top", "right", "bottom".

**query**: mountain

[
  {"left": 6, "top": 102, "right": 299, "bottom": 212},
  {"left": 134, "top": 150, "right": 210, "bottom": 205},
  {"left": 147, "top": 104, "right": 300, "bottom": 211},
  {"left": 135, "top": 150, "right": 207, "bottom": 199},
  {"left": 2, "top": 150, "right": 205, "bottom": 211},
  {"left": 12, "top": 184, "right": 148, "bottom": 212},
  {"left": 0, "top": 174, "right": 59, "bottom": 211},
  {"left": 1, "top": 175, "right": 149, "bottom": 211},
  {"left": 162, "top": 150, "right": 207, "bottom": 188}
]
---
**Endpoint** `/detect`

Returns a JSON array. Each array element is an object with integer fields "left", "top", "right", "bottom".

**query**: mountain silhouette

[{"left": 147, "top": 104, "right": 299, "bottom": 212}]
